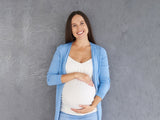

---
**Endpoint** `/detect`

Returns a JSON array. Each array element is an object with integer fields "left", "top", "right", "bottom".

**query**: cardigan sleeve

[
  {"left": 96, "top": 47, "right": 110, "bottom": 99},
  {"left": 47, "top": 45, "right": 63, "bottom": 86}
]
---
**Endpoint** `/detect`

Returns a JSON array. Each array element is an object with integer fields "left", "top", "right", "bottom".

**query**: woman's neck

[{"left": 73, "top": 38, "right": 90, "bottom": 48}]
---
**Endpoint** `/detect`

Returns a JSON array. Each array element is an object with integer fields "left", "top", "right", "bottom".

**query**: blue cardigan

[{"left": 47, "top": 41, "right": 110, "bottom": 120}]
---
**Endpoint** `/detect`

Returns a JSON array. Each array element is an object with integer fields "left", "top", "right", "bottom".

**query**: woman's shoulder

[
  {"left": 91, "top": 42, "right": 107, "bottom": 53},
  {"left": 56, "top": 41, "right": 107, "bottom": 54},
  {"left": 56, "top": 42, "right": 72, "bottom": 50}
]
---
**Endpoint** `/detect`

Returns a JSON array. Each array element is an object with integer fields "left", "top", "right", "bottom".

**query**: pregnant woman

[{"left": 47, "top": 10, "right": 110, "bottom": 120}]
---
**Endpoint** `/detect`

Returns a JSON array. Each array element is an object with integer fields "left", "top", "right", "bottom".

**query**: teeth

[{"left": 77, "top": 31, "right": 83, "bottom": 35}]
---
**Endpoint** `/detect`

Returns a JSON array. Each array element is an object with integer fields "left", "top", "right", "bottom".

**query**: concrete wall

[{"left": 0, "top": 0, "right": 159, "bottom": 120}]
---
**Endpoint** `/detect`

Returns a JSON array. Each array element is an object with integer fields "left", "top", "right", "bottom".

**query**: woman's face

[{"left": 71, "top": 14, "right": 89, "bottom": 40}]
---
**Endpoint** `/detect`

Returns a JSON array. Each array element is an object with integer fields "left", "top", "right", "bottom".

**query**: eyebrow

[{"left": 72, "top": 20, "right": 84, "bottom": 25}]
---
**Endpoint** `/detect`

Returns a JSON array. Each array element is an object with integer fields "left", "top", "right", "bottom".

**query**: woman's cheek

[{"left": 72, "top": 29, "right": 76, "bottom": 37}]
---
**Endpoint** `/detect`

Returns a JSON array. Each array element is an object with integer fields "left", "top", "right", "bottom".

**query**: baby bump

[{"left": 61, "top": 79, "right": 96, "bottom": 109}]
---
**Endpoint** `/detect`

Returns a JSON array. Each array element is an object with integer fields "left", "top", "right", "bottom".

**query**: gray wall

[{"left": 0, "top": 0, "right": 160, "bottom": 120}]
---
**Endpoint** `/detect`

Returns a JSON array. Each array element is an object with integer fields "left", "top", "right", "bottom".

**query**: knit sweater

[{"left": 47, "top": 41, "right": 110, "bottom": 120}]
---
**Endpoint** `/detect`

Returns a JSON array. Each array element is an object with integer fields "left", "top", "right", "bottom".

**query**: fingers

[
  {"left": 79, "top": 105, "right": 88, "bottom": 108},
  {"left": 83, "top": 74, "right": 94, "bottom": 86},
  {"left": 71, "top": 108, "right": 83, "bottom": 113},
  {"left": 77, "top": 73, "right": 94, "bottom": 87},
  {"left": 88, "top": 79, "right": 94, "bottom": 86},
  {"left": 71, "top": 105, "right": 93, "bottom": 114}
]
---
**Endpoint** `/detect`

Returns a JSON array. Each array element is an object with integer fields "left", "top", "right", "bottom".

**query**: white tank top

[{"left": 61, "top": 56, "right": 97, "bottom": 115}]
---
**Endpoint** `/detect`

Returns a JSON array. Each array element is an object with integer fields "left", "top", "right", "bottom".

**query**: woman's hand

[
  {"left": 71, "top": 105, "right": 96, "bottom": 114},
  {"left": 75, "top": 72, "right": 94, "bottom": 86}
]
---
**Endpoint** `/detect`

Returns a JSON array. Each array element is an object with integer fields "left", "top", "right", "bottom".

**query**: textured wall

[{"left": 0, "top": 0, "right": 160, "bottom": 120}]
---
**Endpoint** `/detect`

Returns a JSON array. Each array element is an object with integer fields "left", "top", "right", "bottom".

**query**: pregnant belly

[{"left": 61, "top": 79, "right": 96, "bottom": 109}]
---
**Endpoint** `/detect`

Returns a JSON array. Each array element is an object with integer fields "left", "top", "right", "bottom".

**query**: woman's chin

[{"left": 75, "top": 35, "right": 88, "bottom": 40}]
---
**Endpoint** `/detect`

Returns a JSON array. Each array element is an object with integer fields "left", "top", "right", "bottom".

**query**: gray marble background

[{"left": 0, "top": 0, "right": 160, "bottom": 120}]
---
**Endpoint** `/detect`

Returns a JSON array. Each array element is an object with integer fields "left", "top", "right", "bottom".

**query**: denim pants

[{"left": 59, "top": 111, "right": 98, "bottom": 120}]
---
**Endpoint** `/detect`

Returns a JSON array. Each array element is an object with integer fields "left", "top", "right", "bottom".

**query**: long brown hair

[{"left": 65, "top": 10, "right": 96, "bottom": 44}]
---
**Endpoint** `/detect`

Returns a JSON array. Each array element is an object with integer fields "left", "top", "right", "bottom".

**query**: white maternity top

[{"left": 61, "top": 56, "right": 97, "bottom": 115}]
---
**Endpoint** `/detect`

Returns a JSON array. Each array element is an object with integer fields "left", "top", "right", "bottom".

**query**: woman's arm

[
  {"left": 71, "top": 48, "right": 111, "bottom": 114},
  {"left": 91, "top": 95, "right": 102, "bottom": 107},
  {"left": 96, "top": 47, "right": 110, "bottom": 100},
  {"left": 61, "top": 72, "right": 77, "bottom": 83},
  {"left": 71, "top": 95, "right": 102, "bottom": 114},
  {"left": 46, "top": 45, "right": 93, "bottom": 86},
  {"left": 47, "top": 45, "right": 64, "bottom": 86}
]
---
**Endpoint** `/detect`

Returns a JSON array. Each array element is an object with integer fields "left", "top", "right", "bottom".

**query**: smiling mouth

[{"left": 77, "top": 31, "right": 84, "bottom": 35}]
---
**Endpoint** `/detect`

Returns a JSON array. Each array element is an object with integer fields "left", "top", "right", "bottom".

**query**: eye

[
  {"left": 72, "top": 24, "right": 76, "bottom": 27},
  {"left": 81, "top": 22, "right": 84, "bottom": 25}
]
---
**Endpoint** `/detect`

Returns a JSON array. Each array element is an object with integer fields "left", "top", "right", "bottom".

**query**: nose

[{"left": 77, "top": 25, "right": 82, "bottom": 31}]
